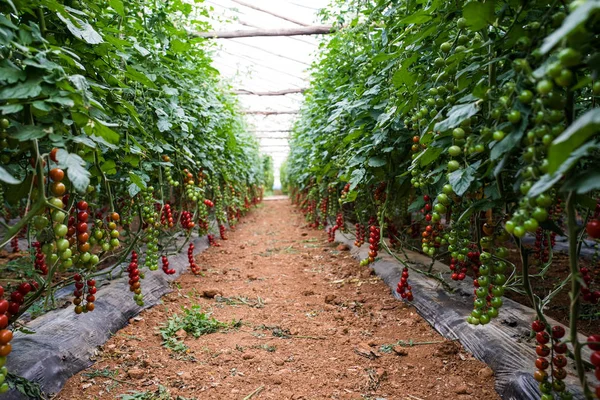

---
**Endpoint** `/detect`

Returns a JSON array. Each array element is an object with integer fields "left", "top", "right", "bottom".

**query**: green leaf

[
  {"left": 0, "top": 166, "right": 21, "bottom": 185},
  {"left": 448, "top": 161, "right": 481, "bottom": 197},
  {"left": 528, "top": 141, "right": 598, "bottom": 198},
  {"left": 417, "top": 146, "right": 443, "bottom": 167},
  {"left": 101, "top": 160, "right": 117, "bottom": 174},
  {"left": 561, "top": 170, "right": 600, "bottom": 194},
  {"left": 0, "top": 77, "right": 42, "bottom": 100},
  {"left": 56, "top": 11, "right": 103, "bottom": 44},
  {"left": 11, "top": 125, "right": 47, "bottom": 141},
  {"left": 541, "top": 1, "right": 600, "bottom": 54},
  {"left": 433, "top": 102, "right": 480, "bottom": 132},
  {"left": 57, "top": 149, "right": 90, "bottom": 193},
  {"left": 0, "top": 65, "right": 26, "bottom": 84},
  {"left": 109, "top": 0, "right": 125, "bottom": 16},
  {"left": 0, "top": 104, "right": 24, "bottom": 114},
  {"left": 90, "top": 120, "right": 120, "bottom": 145},
  {"left": 368, "top": 156, "right": 387, "bottom": 168},
  {"left": 129, "top": 171, "right": 146, "bottom": 189},
  {"left": 462, "top": 1, "right": 495, "bottom": 31},
  {"left": 158, "top": 118, "right": 172, "bottom": 132},
  {"left": 349, "top": 168, "right": 365, "bottom": 190},
  {"left": 548, "top": 108, "right": 600, "bottom": 173},
  {"left": 125, "top": 66, "right": 157, "bottom": 89}
]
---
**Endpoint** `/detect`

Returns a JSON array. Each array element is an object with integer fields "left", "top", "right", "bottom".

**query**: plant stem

[{"left": 566, "top": 192, "right": 593, "bottom": 399}]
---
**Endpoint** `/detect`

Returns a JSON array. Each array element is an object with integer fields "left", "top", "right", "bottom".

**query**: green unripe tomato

[
  {"left": 440, "top": 42, "right": 452, "bottom": 53},
  {"left": 54, "top": 224, "right": 68, "bottom": 237},
  {"left": 33, "top": 215, "right": 49, "bottom": 230},
  {"left": 434, "top": 203, "right": 447, "bottom": 213},
  {"left": 490, "top": 297, "right": 503, "bottom": 308},
  {"left": 479, "top": 313, "right": 491, "bottom": 325},
  {"left": 448, "top": 145, "right": 462, "bottom": 157},
  {"left": 60, "top": 248, "right": 72, "bottom": 260},
  {"left": 90, "top": 255, "right": 100, "bottom": 265},
  {"left": 507, "top": 110, "right": 521, "bottom": 124},
  {"left": 593, "top": 81, "right": 600, "bottom": 95},
  {"left": 56, "top": 238, "right": 69, "bottom": 252},
  {"left": 492, "top": 286, "right": 505, "bottom": 297},
  {"left": 492, "top": 130, "right": 505, "bottom": 141},
  {"left": 101, "top": 242, "right": 111, "bottom": 252},
  {"left": 110, "top": 229, "right": 120, "bottom": 238},
  {"left": 513, "top": 225, "right": 526, "bottom": 238},
  {"left": 437, "top": 193, "right": 450, "bottom": 205},
  {"left": 49, "top": 197, "right": 64, "bottom": 209},
  {"left": 558, "top": 48, "right": 581, "bottom": 67},
  {"left": 520, "top": 181, "right": 532, "bottom": 195},
  {"left": 457, "top": 17, "right": 467, "bottom": 29},
  {"left": 452, "top": 128, "right": 465, "bottom": 139},
  {"left": 0, "top": 119, "right": 9, "bottom": 129},
  {"left": 555, "top": 69, "right": 573, "bottom": 87},
  {"left": 442, "top": 184, "right": 453, "bottom": 195},
  {"left": 536, "top": 194, "right": 553, "bottom": 208},
  {"left": 52, "top": 210, "right": 67, "bottom": 223},
  {"left": 493, "top": 274, "right": 507, "bottom": 285},
  {"left": 447, "top": 160, "right": 460, "bottom": 172},
  {"left": 518, "top": 90, "right": 533, "bottom": 104},
  {"left": 110, "top": 238, "right": 120, "bottom": 248},
  {"left": 474, "top": 298, "right": 485, "bottom": 309},
  {"left": 536, "top": 79, "right": 553, "bottom": 95},
  {"left": 476, "top": 287, "right": 488, "bottom": 299},
  {"left": 524, "top": 217, "right": 539, "bottom": 232},
  {"left": 532, "top": 207, "right": 548, "bottom": 222}
]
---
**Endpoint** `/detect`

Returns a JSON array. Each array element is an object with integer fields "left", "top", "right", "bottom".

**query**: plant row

[
  {"left": 0, "top": 0, "right": 266, "bottom": 394},
  {"left": 286, "top": 0, "right": 600, "bottom": 398}
]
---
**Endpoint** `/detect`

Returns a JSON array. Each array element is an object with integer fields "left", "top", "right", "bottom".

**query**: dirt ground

[{"left": 58, "top": 200, "right": 500, "bottom": 400}]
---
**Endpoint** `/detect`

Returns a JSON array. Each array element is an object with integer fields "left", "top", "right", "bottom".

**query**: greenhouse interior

[{"left": 0, "top": 0, "right": 599, "bottom": 399}]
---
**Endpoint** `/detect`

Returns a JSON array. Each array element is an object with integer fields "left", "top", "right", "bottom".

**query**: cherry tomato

[
  {"left": 51, "top": 182, "right": 66, "bottom": 196},
  {"left": 86, "top": 302, "right": 95, "bottom": 311},
  {"left": 586, "top": 219, "right": 600, "bottom": 239},
  {"left": 0, "top": 330, "right": 12, "bottom": 346},
  {"left": 551, "top": 326, "right": 565, "bottom": 339},
  {"left": 536, "top": 345, "right": 550, "bottom": 357},
  {"left": 535, "top": 357, "right": 549, "bottom": 370},
  {"left": 111, "top": 212, "right": 120, "bottom": 221},
  {"left": 49, "top": 168, "right": 64, "bottom": 182},
  {"left": 591, "top": 351, "right": 600, "bottom": 367},
  {"left": 587, "top": 334, "right": 600, "bottom": 351},
  {"left": 0, "top": 316, "right": 7, "bottom": 330},
  {"left": 77, "top": 222, "right": 88, "bottom": 233},
  {"left": 0, "top": 344, "right": 11, "bottom": 357},
  {"left": 18, "top": 282, "right": 31, "bottom": 295}
]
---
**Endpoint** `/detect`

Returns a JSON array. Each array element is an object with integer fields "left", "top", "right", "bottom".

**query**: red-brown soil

[{"left": 57, "top": 200, "right": 500, "bottom": 400}]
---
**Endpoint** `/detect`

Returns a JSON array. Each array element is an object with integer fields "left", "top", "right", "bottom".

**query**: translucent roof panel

[{"left": 204, "top": 0, "right": 330, "bottom": 189}]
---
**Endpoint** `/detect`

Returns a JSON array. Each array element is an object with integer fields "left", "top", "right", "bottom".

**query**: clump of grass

[{"left": 159, "top": 305, "right": 239, "bottom": 353}]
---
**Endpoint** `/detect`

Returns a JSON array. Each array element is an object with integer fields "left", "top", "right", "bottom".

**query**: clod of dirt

[
  {"left": 175, "top": 329, "right": 187, "bottom": 339},
  {"left": 392, "top": 346, "right": 408, "bottom": 356},
  {"left": 337, "top": 244, "right": 350, "bottom": 251},
  {"left": 324, "top": 294, "right": 337, "bottom": 304},
  {"left": 301, "top": 290, "right": 315, "bottom": 296},
  {"left": 434, "top": 340, "right": 460, "bottom": 357},
  {"left": 201, "top": 289, "right": 222, "bottom": 298},
  {"left": 478, "top": 366, "right": 494, "bottom": 379},
  {"left": 354, "top": 343, "right": 379, "bottom": 359},
  {"left": 301, "top": 233, "right": 308, "bottom": 236},
  {"left": 455, "top": 385, "right": 470, "bottom": 395},
  {"left": 127, "top": 368, "right": 145, "bottom": 379},
  {"left": 242, "top": 353, "right": 255, "bottom": 360},
  {"left": 247, "top": 274, "right": 258, "bottom": 281}
]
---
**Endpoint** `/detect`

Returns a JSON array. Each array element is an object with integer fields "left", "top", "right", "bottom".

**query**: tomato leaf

[
  {"left": 528, "top": 141, "right": 598, "bottom": 198},
  {"left": 0, "top": 166, "right": 21, "bottom": 185},
  {"left": 449, "top": 161, "right": 481, "bottom": 197},
  {"left": 57, "top": 149, "right": 91, "bottom": 193},
  {"left": 462, "top": 1, "right": 496, "bottom": 31},
  {"left": 433, "top": 102, "right": 480, "bottom": 133},
  {"left": 541, "top": 1, "right": 600, "bottom": 54},
  {"left": 548, "top": 108, "right": 600, "bottom": 174}
]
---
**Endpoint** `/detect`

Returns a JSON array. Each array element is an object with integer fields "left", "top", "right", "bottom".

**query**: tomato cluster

[
  {"left": 188, "top": 243, "right": 200, "bottom": 275},
  {"left": 180, "top": 211, "right": 195, "bottom": 230},
  {"left": 73, "top": 275, "right": 96, "bottom": 314},
  {"left": 161, "top": 256, "right": 175, "bottom": 275},
  {"left": 207, "top": 234, "right": 220, "bottom": 247},
  {"left": 160, "top": 203, "right": 174, "bottom": 228},
  {"left": 588, "top": 334, "right": 600, "bottom": 398},
  {"left": 532, "top": 321, "right": 571, "bottom": 399},
  {"left": 580, "top": 267, "right": 600, "bottom": 305},
  {"left": 396, "top": 268, "right": 413, "bottom": 301},
  {"left": 354, "top": 223, "right": 365, "bottom": 247},
  {"left": 128, "top": 252, "right": 144, "bottom": 307}
]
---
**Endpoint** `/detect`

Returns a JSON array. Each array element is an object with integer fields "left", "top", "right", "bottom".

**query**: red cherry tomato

[
  {"left": 588, "top": 334, "right": 600, "bottom": 351},
  {"left": 77, "top": 200, "right": 88, "bottom": 210},
  {"left": 586, "top": 219, "right": 600, "bottom": 239}
]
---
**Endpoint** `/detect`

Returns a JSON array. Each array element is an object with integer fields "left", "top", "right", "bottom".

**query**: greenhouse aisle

[{"left": 58, "top": 200, "right": 499, "bottom": 400}]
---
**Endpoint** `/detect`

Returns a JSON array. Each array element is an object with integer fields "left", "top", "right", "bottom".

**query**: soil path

[{"left": 58, "top": 200, "right": 500, "bottom": 400}]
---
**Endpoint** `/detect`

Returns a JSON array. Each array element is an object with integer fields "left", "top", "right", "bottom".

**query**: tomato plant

[
  {"left": 286, "top": 0, "right": 600, "bottom": 398},
  {"left": 0, "top": 0, "right": 268, "bottom": 388}
]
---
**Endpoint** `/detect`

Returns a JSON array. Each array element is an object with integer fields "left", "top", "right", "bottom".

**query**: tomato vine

[
  {"left": 0, "top": 0, "right": 268, "bottom": 392},
  {"left": 287, "top": 0, "right": 600, "bottom": 398}
]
